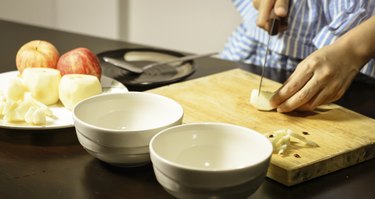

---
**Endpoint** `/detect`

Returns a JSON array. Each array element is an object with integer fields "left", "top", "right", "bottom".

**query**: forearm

[{"left": 334, "top": 15, "right": 375, "bottom": 70}]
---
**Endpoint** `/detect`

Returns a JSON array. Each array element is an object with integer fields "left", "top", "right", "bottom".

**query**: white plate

[{"left": 0, "top": 71, "right": 128, "bottom": 130}]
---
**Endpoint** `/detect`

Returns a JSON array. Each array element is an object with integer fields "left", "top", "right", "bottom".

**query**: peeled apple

[
  {"left": 21, "top": 68, "right": 61, "bottom": 106},
  {"left": 249, "top": 89, "right": 275, "bottom": 111},
  {"left": 4, "top": 77, "right": 27, "bottom": 101},
  {"left": 59, "top": 74, "right": 102, "bottom": 110}
]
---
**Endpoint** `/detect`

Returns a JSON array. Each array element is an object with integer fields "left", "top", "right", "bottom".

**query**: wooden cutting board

[{"left": 147, "top": 69, "right": 375, "bottom": 186}]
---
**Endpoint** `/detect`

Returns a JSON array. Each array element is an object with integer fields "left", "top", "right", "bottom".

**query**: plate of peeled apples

[{"left": 0, "top": 40, "right": 127, "bottom": 130}]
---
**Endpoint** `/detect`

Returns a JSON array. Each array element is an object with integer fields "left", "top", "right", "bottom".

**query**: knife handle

[{"left": 268, "top": 9, "right": 288, "bottom": 35}]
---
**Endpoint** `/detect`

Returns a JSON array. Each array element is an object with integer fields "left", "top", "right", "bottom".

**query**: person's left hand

[{"left": 269, "top": 43, "right": 363, "bottom": 112}]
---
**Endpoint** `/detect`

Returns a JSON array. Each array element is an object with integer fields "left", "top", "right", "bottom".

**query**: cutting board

[{"left": 147, "top": 69, "right": 375, "bottom": 186}]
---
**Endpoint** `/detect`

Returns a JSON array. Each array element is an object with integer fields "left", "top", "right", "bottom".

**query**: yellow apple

[{"left": 16, "top": 40, "right": 60, "bottom": 73}]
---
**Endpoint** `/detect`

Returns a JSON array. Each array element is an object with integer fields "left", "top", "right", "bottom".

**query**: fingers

[
  {"left": 270, "top": 61, "right": 313, "bottom": 107},
  {"left": 269, "top": 58, "right": 328, "bottom": 112},
  {"left": 256, "top": 0, "right": 289, "bottom": 32},
  {"left": 296, "top": 87, "right": 331, "bottom": 112},
  {"left": 294, "top": 81, "right": 345, "bottom": 112},
  {"left": 306, "top": 71, "right": 356, "bottom": 109},
  {"left": 253, "top": 0, "right": 260, "bottom": 9},
  {"left": 275, "top": 75, "right": 321, "bottom": 112},
  {"left": 256, "top": 0, "right": 275, "bottom": 30},
  {"left": 271, "top": 67, "right": 356, "bottom": 113},
  {"left": 274, "top": 0, "right": 289, "bottom": 17}
]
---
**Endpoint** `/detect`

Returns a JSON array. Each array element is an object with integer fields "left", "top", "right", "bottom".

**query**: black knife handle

[{"left": 268, "top": 9, "right": 288, "bottom": 35}]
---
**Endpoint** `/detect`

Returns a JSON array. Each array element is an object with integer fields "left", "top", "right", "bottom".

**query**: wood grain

[{"left": 148, "top": 69, "right": 375, "bottom": 186}]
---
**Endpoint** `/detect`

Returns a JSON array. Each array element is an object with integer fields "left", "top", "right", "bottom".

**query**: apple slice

[
  {"left": 59, "top": 74, "right": 102, "bottom": 110},
  {"left": 21, "top": 68, "right": 61, "bottom": 106},
  {"left": 250, "top": 89, "right": 275, "bottom": 111},
  {"left": 24, "top": 107, "right": 47, "bottom": 125},
  {"left": 4, "top": 77, "right": 27, "bottom": 101}
]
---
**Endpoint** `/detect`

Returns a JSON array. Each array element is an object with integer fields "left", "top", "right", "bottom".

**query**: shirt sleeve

[{"left": 312, "top": 0, "right": 374, "bottom": 49}]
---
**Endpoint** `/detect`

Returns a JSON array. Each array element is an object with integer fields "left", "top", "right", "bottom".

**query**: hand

[
  {"left": 269, "top": 43, "right": 363, "bottom": 112},
  {"left": 253, "top": 0, "right": 289, "bottom": 33}
]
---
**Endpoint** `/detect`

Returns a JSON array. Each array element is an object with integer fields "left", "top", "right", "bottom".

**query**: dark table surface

[{"left": 0, "top": 20, "right": 374, "bottom": 199}]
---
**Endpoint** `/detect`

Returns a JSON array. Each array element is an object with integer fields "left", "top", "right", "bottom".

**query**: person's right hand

[{"left": 253, "top": 0, "right": 289, "bottom": 33}]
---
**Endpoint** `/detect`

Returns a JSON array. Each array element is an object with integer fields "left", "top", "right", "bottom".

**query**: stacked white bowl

[
  {"left": 150, "top": 122, "right": 273, "bottom": 198},
  {"left": 73, "top": 92, "right": 184, "bottom": 167}
]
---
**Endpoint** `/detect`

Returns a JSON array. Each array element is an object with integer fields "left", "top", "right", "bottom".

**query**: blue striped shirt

[{"left": 221, "top": 0, "right": 375, "bottom": 78}]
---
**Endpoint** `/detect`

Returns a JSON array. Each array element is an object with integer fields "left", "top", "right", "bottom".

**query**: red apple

[
  {"left": 16, "top": 40, "right": 60, "bottom": 73},
  {"left": 56, "top": 47, "right": 102, "bottom": 79}
]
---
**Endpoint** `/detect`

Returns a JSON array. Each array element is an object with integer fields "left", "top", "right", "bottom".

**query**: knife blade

[{"left": 258, "top": 11, "right": 285, "bottom": 96}]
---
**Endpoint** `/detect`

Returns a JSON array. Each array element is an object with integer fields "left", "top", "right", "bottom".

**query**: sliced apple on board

[{"left": 249, "top": 89, "right": 275, "bottom": 111}]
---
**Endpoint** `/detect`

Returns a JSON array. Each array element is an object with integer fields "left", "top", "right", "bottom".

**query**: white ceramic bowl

[
  {"left": 73, "top": 92, "right": 184, "bottom": 166},
  {"left": 150, "top": 122, "right": 273, "bottom": 198}
]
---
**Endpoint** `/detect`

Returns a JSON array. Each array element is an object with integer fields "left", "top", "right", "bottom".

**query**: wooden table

[{"left": 0, "top": 20, "right": 374, "bottom": 199}]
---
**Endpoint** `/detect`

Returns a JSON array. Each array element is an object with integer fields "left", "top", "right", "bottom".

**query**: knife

[{"left": 258, "top": 11, "right": 287, "bottom": 96}]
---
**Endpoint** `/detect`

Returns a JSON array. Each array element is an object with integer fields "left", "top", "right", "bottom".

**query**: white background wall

[{"left": 0, "top": 0, "right": 241, "bottom": 54}]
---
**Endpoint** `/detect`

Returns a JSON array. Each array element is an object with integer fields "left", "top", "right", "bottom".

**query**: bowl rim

[
  {"left": 72, "top": 92, "right": 184, "bottom": 133},
  {"left": 149, "top": 122, "right": 273, "bottom": 172}
]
